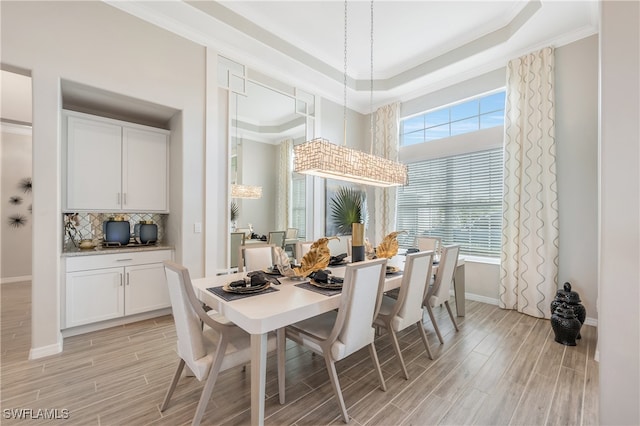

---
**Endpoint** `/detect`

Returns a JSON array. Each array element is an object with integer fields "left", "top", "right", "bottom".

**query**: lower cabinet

[{"left": 64, "top": 250, "right": 173, "bottom": 329}]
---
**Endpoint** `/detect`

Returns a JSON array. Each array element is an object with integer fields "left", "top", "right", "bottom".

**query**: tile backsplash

[{"left": 63, "top": 213, "right": 167, "bottom": 248}]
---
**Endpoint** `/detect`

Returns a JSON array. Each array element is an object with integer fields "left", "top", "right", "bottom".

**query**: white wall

[
  {"left": 1, "top": 125, "right": 32, "bottom": 282},
  {"left": 598, "top": 1, "right": 640, "bottom": 424},
  {"left": 1, "top": 1, "right": 213, "bottom": 357}
]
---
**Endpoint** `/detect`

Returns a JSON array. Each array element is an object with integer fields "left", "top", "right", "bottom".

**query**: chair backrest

[
  {"left": 427, "top": 245, "right": 460, "bottom": 307},
  {"left": 416, "top": 236, "right": 442, "bottom": 256},
  {"left": 327, "top": 258, "right": 387, "bottom": 361},
  {"left": 268, "top": 231, "right": 286, "bottom": 249},
  {"left": 239, "top": 244, "right": 274, "bottom": 272},
  {"left": 236, "top": 228, "right": 251, "bottom": 239},
  {"left": 163, "top": 261, "right": 221, "bottom": 380},
  {"left": 296, "top": 241, "right": 314, "bottom": 263},
  {"left": 392, "top": 251, "right": 434, "bottom": 326},
  {"left": 230, "top": 232, "right": 245, "bottom": 268},
  {"left": 285, "top": 228, "right": 298, "bottom": 239},
  {"left": 326, "top": 236, "right": 348, "bottom": 256}
]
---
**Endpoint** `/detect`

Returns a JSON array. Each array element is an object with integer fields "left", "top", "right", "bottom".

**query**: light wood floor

[{"left": 1, "top": 281, "right": 598, "bottom": 425}]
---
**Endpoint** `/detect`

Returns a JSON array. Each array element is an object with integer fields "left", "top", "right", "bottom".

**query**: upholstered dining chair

[
  {"left": 416, "top": 236, "right": 442, "bottom": 259},
  {"left": 277, "top": 258, "right": 388, "bottom": 423},
  {"left": 161, "top": 261, "right": 277, "bottom": 426},
  {"left": 268, "top": 231, "right": 286, "bottom": 249},
  {"left": 238, "top": 244, "right": 274, "bottom": 272},
  {"left": 295, "top": 241, "right": 314, "bottom": 264},
  {"left": 374, "top": 250, "right": 435, "bottom": 379},
  {"left": 229, "top": 232, "right": 245, "bottom": 270},
  {"left": 423, "top": 244, "right": 461, "bottom": 344}
]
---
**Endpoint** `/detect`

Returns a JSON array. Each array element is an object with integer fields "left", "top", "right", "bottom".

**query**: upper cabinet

[{"left": 63, "top": 110, "right": 169, "bottom": 212}]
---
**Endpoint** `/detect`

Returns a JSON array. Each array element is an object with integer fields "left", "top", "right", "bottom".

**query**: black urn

[
  {"left": 550, "top": 282, "right": 586, "bottom": 339},
  {"left": 550, "top": 303, "right": 582, "bottom": 346}
]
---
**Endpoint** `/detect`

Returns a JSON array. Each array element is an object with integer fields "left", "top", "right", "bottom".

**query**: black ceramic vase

[
  {"left": 550, "top": 303, "right": 582, "bottom": 346},
  {"left": 550, "top": 282, "right": 586, "bottom": 339}
]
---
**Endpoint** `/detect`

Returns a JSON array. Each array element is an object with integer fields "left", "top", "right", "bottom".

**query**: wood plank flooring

[{"left": 1, "top": 281, "right": 599, "bottom": 425}]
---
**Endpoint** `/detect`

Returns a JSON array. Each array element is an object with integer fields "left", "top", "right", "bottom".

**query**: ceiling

[{"left": 107, "top": 0, "right": 599, "bottom": 113}]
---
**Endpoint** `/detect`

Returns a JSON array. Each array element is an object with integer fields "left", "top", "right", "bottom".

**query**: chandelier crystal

[
  {"left": 294, "top": 138, "right": 407, "bottom": 187},
  {"left": 231, "top": 184, "right": 262, "bottom": 199}
]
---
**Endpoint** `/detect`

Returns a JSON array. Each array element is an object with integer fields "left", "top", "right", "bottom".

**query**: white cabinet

[
  {"left": 64, "top": 250, "right": 173, "bottom": 329},
  {"left": 64, "top": 110, "right": 169, "bottom": 212}
]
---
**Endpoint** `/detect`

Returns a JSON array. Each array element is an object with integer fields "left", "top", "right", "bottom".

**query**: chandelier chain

[
  {"left": 343, "top": 0, "right": 348, "bottom": 146},
  {"left": 370, "top": 0, "right": 374, "bottom": 154}
]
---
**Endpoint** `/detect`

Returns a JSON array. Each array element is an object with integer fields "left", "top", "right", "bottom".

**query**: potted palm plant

[
  {"left": 230, "top": 201, "right": 239, "bottom": 231},
  {"left": 329, "top": 186, "right": 366, "bottom": 235}
]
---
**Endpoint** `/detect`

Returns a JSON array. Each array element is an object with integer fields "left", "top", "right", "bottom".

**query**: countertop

[{"left": 62, "top": 243, "right": 174, "bottom": 257}]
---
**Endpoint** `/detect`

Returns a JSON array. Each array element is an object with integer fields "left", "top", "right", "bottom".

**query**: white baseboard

[
  {"left": 60, "top": 308, "right": 172, "bottom": 338},
  {"left": 1, "top": 275, "right": 32, "bottom": 284},
  {"left": 29, "top": 332, "right": 63, "bottom": 360},
  {"left": 464, "top": 292, "right": 500, "bottom": 306}
]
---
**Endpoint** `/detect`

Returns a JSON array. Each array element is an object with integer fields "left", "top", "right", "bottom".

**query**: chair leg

[
  {"left": 192, "top": 341, "right": 228, "bottom": 426},
  {"left": 425, "top": 303, "right": 444, "bottom": 344},
  {"left": 277, "top": 328, "right": 286, "bottom": 404},
  {"left": 386, "top": 327, "right": 409, "bottom": 380},
  {"left": 415, "top": 321, "right": 434, "bottom": 360},
  {"left": 161, "top": 359, "right": 185, "bottom": 411},
  {"left": 324, "top": 355, "right": 349, "bottom": 423},
  {"left": 368, "top": 343, "right": 387, "bottom": 391},
  {"left": 444, "top": 300, "right": 459, "bottom": 331}
]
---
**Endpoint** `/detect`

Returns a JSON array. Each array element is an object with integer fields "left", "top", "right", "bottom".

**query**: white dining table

[{"left": 191, "top": 264, "right": 403, "bottom": 426}]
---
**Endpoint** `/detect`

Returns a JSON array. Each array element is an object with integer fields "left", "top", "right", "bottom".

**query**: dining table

[
  {"left": 191, "top": 262, "right": 403, "bottom": 425},
  {"left": 191, "top": 256, "right": 466, "bottom": 425}
]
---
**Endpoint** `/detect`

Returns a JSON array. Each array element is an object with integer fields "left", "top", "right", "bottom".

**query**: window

[
  {"left": 396, "top": 148, "right": 503, "bottom": 257},
  {"left": 291, "top": 174, "right": 306, "bottom": 239},
  {"left": 401, "top": 91, "right": 505, "bottom": 146}
]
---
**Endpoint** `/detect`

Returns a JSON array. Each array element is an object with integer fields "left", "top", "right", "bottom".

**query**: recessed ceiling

[{"left": 97, "top": 1, "right": 599, "bottom": 113}]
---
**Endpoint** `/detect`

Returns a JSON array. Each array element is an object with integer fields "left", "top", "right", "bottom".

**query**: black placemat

[
  {"left": 295, "top": 281, "right": 342, "bottom": 296},
  {"left": 207, "top": 285, "right": 279, "bottom": 302}
]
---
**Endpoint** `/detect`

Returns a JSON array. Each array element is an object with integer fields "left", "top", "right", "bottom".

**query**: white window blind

[
  {"left": 291, "top": 176, "right": 306, "bottom": 239},
  {"left": 397, "top": 148, "right": 503, "bottom": 257}
]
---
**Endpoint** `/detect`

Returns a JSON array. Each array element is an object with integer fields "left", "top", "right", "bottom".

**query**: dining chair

[
  {"left": 229, "top": 232, "right": 245, "bottom": 269},
  {"left": 235, "top": 227, "right": 251, "bottom": 239},
  {"left": 416, "top": 236, "right": 442, "bottom": 259},
  {"left": 295, "top": 241, "right": 314, "bottom": 264},
  {"left": 423, "top": 244, "right": 461, "bottom": 344},
  {"left": 161, "top": 261, "right": 277, "bottom": 426},
  {"left": 278, "top": 258, "right": 388, "bottom": 423},
  {"left": 284, "top": 228, "right": 299, "bottom": 257},
  {"left": 268, "top": 230, "right": 286, "bottom": 249},
  {"left": 239, "top": 244, "right": 274, "bottom": 272},
  {"left": 374, "top": 251, "right": 435, "bottom": 379}
]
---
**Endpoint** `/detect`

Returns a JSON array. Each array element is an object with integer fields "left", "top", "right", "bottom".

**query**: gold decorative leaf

[
  {"left": 293, "top": 237, "right": 339, "bottom": 277},
  {"left": 376, "top": 231, "right": 408, "bottom": 259}
]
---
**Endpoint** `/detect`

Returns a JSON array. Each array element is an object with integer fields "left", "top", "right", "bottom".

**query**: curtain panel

[
  {"left": 373, "top": 102, "right": 400, "bottom": 245},
  {"left": 276, "top": 139, "right": 293, "bottom": 231},
  {"left": 500, "top": 47, "right": 559, "bottom": 319}
]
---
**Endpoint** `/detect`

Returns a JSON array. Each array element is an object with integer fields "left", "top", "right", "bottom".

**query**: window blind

[
  {"left": 397, "top": 148, "right": 503, "bottom": 257},
  {"left": 291, "top": 176, "right": 306, "bottom": 239}
]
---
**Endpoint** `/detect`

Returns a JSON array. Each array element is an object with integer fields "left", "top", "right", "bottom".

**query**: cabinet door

[
  {"left": 122, "top": 127, "right": 169, "bottom": 212},
  {"left": 66, "top": 116, "right": 122, "bottom": 211},
  {"left": 66, "top": 268, "right": 124, "bottom": 328},
  {"left": 124, "top": 263, "right": 171, "bottom": 315}
]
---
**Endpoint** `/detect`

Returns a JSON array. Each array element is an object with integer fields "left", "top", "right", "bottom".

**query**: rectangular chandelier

[
  {"left": 231, "top": 184, "right": 262, "bottom": 199},
  {"left": 293, "top": 138, "right": 408, "bottom": 187}
]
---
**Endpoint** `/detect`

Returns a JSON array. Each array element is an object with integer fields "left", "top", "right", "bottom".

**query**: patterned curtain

[
  {"left": 276, "top": 139, "right": 293, "bottom": 231},
  {"left": 500, "top": 47, "right": 559, "bottom": 319},
  {"left": 373, "top": 102, "right": 400, "bottom": 245}
]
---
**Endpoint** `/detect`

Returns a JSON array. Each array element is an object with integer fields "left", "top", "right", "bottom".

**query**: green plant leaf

[
  {"left": 230, "top": 201, "right": 239, "bottom": 221},
  {"left": 329, "top": 186, "right": 365, "bottom": 235}
]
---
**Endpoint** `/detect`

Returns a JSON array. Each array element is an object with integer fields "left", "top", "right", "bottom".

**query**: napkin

[
  {"left": 329, "top": 253, "right": 347, "bottom": 265},
  {"left": 247, "top": 271, "right": 281, "bottom": 286},
  {"left": 310, "top": 270, "right": 343, "bottom": 284}
]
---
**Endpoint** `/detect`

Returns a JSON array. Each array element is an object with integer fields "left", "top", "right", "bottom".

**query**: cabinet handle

[
  {"left": 120, "top": 273, "right": 123, "bottom": 287},
  {"left": 124, "top": 193, "right": 127, "bottom": 205},
  {"left": 126, "top": 272, "right": 130, "bottom": 286},
  {"left": 116, "top": 258, "right": 133, "bottom": 262},
  {"left": 117, "top": 192, "right": 121, "bottom": 205}
]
